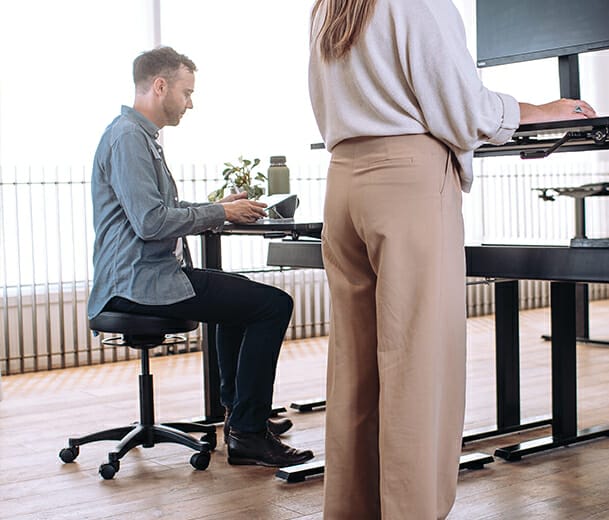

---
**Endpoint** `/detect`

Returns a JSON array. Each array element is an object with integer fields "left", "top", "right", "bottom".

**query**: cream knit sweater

[{"left": 308, "top": 0, "right": 520, "bottom": 192}]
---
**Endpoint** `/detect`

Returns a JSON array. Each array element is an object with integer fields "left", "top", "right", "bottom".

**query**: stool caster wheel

[
  {"left": 190, "top": 450, "right": 211, "bottom": 471},
  {"left": 99, "top": 460, "right": 120, "bottom": 480},
  {"left": 59, "top": 446, "right": 80, "bottom": 463},
  {"left": 201, "top": 430, "right": 217, "bottom": 450}
]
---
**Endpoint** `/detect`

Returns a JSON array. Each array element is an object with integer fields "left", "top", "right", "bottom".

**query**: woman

[{"left": 308, "top": 1, "right": 595, "bottom": 518}]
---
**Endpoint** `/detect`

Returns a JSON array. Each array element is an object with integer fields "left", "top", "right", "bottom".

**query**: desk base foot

[
  {"left": 290, "top": 398, "right": 326, "bottom": 412},
  {"left": 495, "top": 424, "right": 609, "bottom": 461},
  {"left": 463, "top": 415, "right": 551, "bottom": 443},
  {"left": 459, "top": 452, "right": 494, "bottom": 470},
  {"left": 276, "top": 460, "right": 325, "bottom": 482},
  {"left": 275, "top": 452, "right": 493, "bottom": 483},
  {"left": 270, "top": 405, "right": 288, "bottom": 416}
]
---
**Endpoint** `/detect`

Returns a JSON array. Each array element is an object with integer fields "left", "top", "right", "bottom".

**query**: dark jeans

[{"left": 104, "top": 268, "right": 294, "bottom": 433}]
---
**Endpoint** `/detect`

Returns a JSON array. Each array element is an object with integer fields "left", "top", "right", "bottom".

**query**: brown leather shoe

[
  {"left": 223, "top": 410, "right": 293, "bottom": 443},
  {"left": 227, "top": 428, "right": 314, "bottom": 467}
]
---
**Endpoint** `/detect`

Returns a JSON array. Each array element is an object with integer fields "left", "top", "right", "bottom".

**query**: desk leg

[
  {"left": 573, "top": 199, "right": 590, "bottom": 339},
  {"left": 495, "top": 281, "right": 609, "bottom": 461},
  {"left": 551, "top": 282, "right": 578, "bottom": 439},
  {"left": 573, "top": 284, "right": 609, "bottom": 346},
  {"left": 576, "top": 283, "right": 590, "bottom": 339},
  {"left": 198, "top": 233, "right": 224, "bottom": 423},
  {"left": 542, "top": 283, "right": 609, "bottom": 346},
  {"left": 496, "top": 280, "right": 521, "bottom": 429}
]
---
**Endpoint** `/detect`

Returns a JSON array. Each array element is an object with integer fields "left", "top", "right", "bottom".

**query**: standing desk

[{"left": 468, "top": 115, "right": 609, "bottom": 457}]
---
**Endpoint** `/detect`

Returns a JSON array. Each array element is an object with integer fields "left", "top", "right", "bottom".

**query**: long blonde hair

[{"left": 311, "top": 0, "right": 378, "bottom": 61}]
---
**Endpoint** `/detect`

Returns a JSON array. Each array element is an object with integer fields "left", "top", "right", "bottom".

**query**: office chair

[{"left": 59, "top": 311, "right": 216, "bottom": 480}]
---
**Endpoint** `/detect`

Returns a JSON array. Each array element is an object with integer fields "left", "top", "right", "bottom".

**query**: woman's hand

[{"left": 519, "top": 99, "right": 597, "bottom": 124}]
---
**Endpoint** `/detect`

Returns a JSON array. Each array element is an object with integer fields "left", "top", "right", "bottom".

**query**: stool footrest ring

[{"left": 101, "top": 334, "right": 189, "bottom": 348}]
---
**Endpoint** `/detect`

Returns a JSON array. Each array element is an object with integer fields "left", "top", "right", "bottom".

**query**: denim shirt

[{"left": 88, "top": 106, "right": 226, "bottom": 319}]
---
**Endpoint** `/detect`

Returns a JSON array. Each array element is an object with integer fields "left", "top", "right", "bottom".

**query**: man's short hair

[{"left": 133, "top": 46, "right": 197, "bottom": 92}]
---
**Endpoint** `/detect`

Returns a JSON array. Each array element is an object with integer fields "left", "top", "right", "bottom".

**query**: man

[{"left": 88, "top": 46, "right": 313, "bottom": 467}]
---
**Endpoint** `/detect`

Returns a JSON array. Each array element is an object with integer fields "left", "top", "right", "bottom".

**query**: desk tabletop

[
  {"left": 267, "top": 240, "right": 609, "bottom": 283},
  {"left": 466, "top": 244, "right": 609, "bottom": 283},
  {"left": 218, "top": 219, "right": 322, "bottom": 239}
]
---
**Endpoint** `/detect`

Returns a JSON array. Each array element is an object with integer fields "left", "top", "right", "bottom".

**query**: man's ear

[{"left": 152, "top": 76, "right": 167, "bottom": 96}]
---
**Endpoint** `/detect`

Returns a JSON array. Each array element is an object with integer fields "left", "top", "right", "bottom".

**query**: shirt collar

[{"left": 121, "top": 105, "right": 160, "bottom": 140}]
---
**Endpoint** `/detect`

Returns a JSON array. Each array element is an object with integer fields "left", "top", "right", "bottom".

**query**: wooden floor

[{"left": 2, "top": 301, "right": 609, "bottom": 519}]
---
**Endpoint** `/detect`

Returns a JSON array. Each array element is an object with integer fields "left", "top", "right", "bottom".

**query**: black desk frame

[
  {"left": 467, "top": 245, "right": 609, "bottom": 460},
  {"left": 268, "top": 241, "right": 609, "bottom": 461}
]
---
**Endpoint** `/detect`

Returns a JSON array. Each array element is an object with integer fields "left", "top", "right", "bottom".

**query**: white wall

[
  {"left": 158, "top": 0, "right": 322, "bottom": 172},
  {"left": 0, "top": 0, "right": 155, "bottom": 168}
]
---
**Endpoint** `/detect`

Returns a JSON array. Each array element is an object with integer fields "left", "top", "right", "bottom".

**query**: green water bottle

[{"left": 267, "top": 155, "right": 290, "bottom": 195}]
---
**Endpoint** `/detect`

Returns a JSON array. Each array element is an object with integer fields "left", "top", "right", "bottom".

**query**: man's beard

[{"left": 163, "top": 101, "right": 183, "bottom": 126}]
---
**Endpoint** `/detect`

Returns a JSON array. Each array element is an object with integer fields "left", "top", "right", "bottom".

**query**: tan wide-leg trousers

[{"left": 321, "top": 134, "right": 466, "bottom": 520}]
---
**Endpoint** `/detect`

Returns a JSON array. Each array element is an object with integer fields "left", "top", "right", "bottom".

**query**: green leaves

[{"left": 208, "top": 155, "right": 268, "bottom": 201}]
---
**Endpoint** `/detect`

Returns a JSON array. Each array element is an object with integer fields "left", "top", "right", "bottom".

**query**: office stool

[{"left": 59, "top": 311, "right": 216, "bottom": 480}]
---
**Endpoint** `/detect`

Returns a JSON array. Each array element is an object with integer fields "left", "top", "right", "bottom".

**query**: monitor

[{"left": 476, "top": 0, "right": 609, "bottom": 68}]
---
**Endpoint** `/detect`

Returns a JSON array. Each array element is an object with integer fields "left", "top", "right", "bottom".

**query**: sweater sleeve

[{"left": 395, "top": 0, "right": 520, "bottom": 152}]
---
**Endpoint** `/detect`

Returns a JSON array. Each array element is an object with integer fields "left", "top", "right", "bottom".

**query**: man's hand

[
  {"left": 519, "top": 99, "right": 597, "bottom": 124},
  {"left": 221, "top": 198, "right": 267, "bottom": 224}
]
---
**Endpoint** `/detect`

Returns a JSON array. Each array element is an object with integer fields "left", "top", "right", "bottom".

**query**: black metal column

[
  {"left": 575, "top": 284, "right": 590, "bottom": 339},
  {"left": 550, "top": 282, "right": 578, "bottom": 439},
  {"left": 495, "top": 281, "right": 521, "bottom": 429},
  {"left": 199, "top": 232, "right": 225, "bottom": 423},
  {"left": 573, "top": 198, "right": 590, "bottom": 340},
  {"left": 558, "top": 54, "right": 580, "bottom": 100}
]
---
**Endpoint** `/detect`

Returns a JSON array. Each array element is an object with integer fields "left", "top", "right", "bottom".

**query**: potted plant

[{"left": 208, "top": 156, "right": 267, "bottom": 202}]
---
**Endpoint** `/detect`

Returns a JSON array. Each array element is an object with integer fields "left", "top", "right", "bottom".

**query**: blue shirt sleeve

[{"left": 108, "top": 129, "right": 226, "bottom": 240}]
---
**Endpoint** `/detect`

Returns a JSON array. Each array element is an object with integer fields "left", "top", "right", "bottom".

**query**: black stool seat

[
  {"left": 89, "top": 311, "right": 199, "bottom": 347},
  {"left": 59, "top": 311, "right": 216, "bottom": 479}
]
